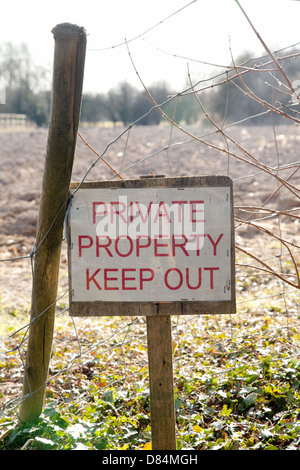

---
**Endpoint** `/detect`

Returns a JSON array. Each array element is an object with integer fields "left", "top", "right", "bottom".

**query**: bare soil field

[{"left": 0, "top": 123, "right": 299, "bottom": 312}]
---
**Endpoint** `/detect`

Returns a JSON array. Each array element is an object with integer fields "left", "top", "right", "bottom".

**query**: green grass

[{"left": 1, "top": 302, "right": 300, "bottom": 450}]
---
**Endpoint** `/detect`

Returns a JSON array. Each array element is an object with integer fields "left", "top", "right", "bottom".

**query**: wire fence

[
  {"left": 0, "top": 114, "right": 27, "bottom": 129},
  {"left": 0, "top": 1, "right": 299, "bottom": 448}
]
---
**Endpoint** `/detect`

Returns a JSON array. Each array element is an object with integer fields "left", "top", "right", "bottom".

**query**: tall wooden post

[
  {"left": 147, "top": 315, "right": 176, "bottom": 450},
  {"left": 19, "top": 23, "right": 86, "bottom": 423}
]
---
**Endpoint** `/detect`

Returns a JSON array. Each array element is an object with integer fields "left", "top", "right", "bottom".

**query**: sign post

[
  {"left": 67, "top": 175, "right": 236, "bottom": 449},
  {"left": 146, "top": 314, "right": 176, "bottom": 450}
]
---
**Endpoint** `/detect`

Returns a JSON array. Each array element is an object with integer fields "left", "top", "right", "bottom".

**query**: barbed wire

[{"left": 0, "top": 13, "right": 299, "bottom": 436}]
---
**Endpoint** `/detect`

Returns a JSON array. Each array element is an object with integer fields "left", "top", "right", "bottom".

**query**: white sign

[{"left": 67, "top": 177, "right": 235, "bottom": 315}]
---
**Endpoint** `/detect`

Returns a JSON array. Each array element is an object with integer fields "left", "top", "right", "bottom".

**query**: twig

[
  {"left": 234, "top": 0, "right": 297, "bottom": 95},
  {"left": 126, "top": 39, "right": 298, "bottom": 192},
  {"left": 78, "top": 132, "right": 123, "bottom": 180}
]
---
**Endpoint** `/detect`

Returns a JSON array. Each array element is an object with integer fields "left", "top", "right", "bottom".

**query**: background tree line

[
  {"left": 1, "top": 42, "right": 299, "bottom": 127},
  {"left": 209, "top": 49, "right": 300, "bottom": 125},
  {"left": 0, "top": 43, "right": 51, "bottom": 126},
  {"left": 80, "top": 81, "right": 199, "bottom": 126}
]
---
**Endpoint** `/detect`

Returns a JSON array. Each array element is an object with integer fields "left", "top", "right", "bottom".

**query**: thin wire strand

[{"left": 88, "top": 0, "right": 198, "bottom": 52}]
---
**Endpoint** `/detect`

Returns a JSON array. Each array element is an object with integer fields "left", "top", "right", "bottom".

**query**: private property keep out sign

[{"left": 67, "top": 176, "right": 236, "bottom": 316}]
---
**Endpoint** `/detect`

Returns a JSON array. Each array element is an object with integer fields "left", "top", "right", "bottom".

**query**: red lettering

[
  {"left": 79, "top": 235, "right": 93, "bottom": 257},
  {"left": 115, "top": 235, "right": 134, "bottom": 257},
  {"left": 171, "top": 201, "right": 187, "bottom": 223},
  {"left": 186, "top": 267, "right": 202, "bottom": 289},
  {"left": 135, "top": 201, "right": 153, "bottom": 223},
  {"left": 129, "top": 201, "right": 134, "bottom": 222},
  {"left": 93, "top": 202, "right": 107, "bottom": 224},
  {"left": 154, "top": 235, "right": 169, "bottom": 257},
  {"left": 96, "top": 235, "right": 113, "bottom": 257},
  {"left": 110, "top": 201, "right": 127, "bottom": 223},
  {"left": 122, "top": 268, "right": 137, "bottom": 290},
  {"left": 204, "top": 267, "right": 219, "bottom": 289},
  {"left": 164, "top": 268, "right": 183, "bottom": 290},
  {"left": 136, "top": 235, "right": 151, "bottom": 256},
  {"left": 190, "top": 200, "right": 204, "bottom": 222},
  {"left": 190, "top": 234, "right": 205, "bottom": 255},
  {"left": 140, "top": 269, "right": 155, "bottom": 290},
  {"left": 104, "top": 268, "right": 118, "bottom": 290},
  {"left": 86, "top": 268, "right": 101, "bottom": 290},
  {"left": 153, "top": 201, "right": 171, "bottom": 223},
  {"left": 206, "top": 234, "right": 224, "bottom": 255},
  {"left": 172, "top": 234, "right": 189, "bottom": 256}
]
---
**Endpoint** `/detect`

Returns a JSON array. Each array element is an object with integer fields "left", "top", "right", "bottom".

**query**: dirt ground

[{"left": 0, "top": 123, "right": 299, "bottom": 312}]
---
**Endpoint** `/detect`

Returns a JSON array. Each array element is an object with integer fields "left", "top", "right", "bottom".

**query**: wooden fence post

[
  {"left": 147, "top": 315, "right": 177, "bottom": 450},
  {"left": 18, "top": 23, "right": 86, "bottom": 423}
]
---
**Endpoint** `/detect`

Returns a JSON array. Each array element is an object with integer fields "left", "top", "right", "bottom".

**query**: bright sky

[{"left": 1, "top": 0, "right": 300, "bottom": 93}]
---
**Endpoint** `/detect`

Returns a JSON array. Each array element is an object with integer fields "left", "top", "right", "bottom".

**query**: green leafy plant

[{"left": 1, "top": 287, "right": 300, "bottom": 451}]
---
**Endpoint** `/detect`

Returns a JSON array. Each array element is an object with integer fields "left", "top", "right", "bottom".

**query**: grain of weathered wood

[
  {"left": 147, "top": 315, "right": 176, "bottom": 450},
  {"left": 19, "top": 23, "right": 86, "bottom": 423},
  {"left": 69, "top": 300, "right": 235, "bottom": 316},
  {"left": 70, "top": 174, "right": 233, "bottom": 191}
]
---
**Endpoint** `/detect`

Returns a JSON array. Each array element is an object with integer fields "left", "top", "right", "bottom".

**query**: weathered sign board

[
  {"left": 67, "top": 176, "right": 235, "bottom": 316},
  {"left": 67, "top": 175, "right": 236, "bottom": 450}
]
